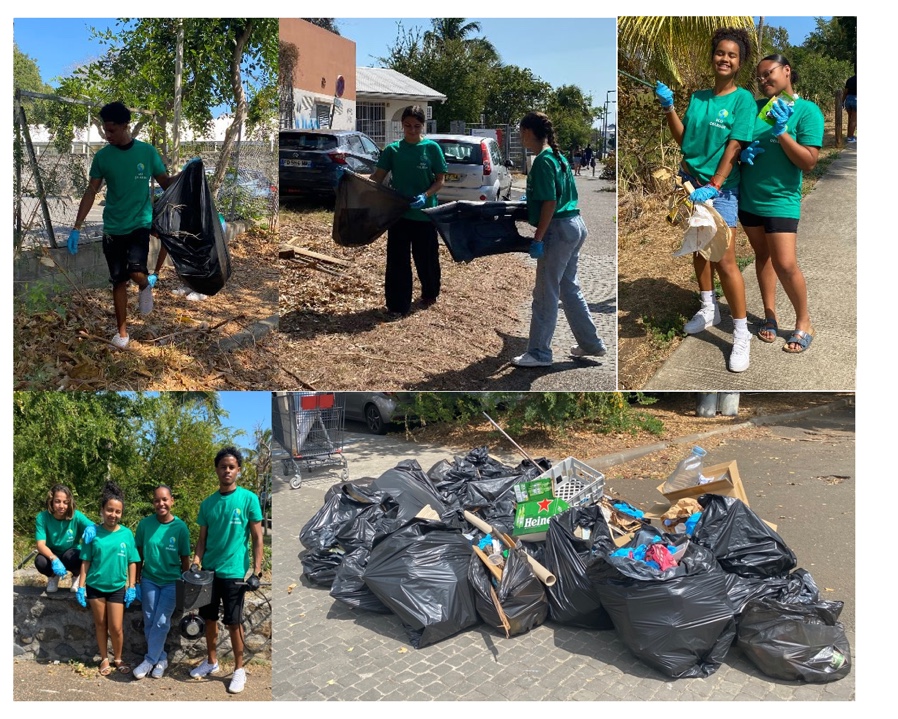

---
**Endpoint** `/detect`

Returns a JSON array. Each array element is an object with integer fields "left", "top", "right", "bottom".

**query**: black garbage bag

[
  {"left": 469, "top": 546, "right": 548, "bottom": 637},
  {"left": 371, "top": 460, "right": 460, "bottom": 525},
  {"left": 591, "top": 528, "right": 737, "bottom": 679},
  {"left": 300, "top": 548, "right": 343, "bottom": 587},
  {"left": 362, "top": 521, "right": 479, "bottom": 648},
  {"left": 724, "top": 573, "right": 792, "bottom": 615},
  {"left": 542, "top": 506, "right": 615, "bottom": 629},
  {"left": 691, "top": 494, "right": 797, "bottom": 578},
  {"left": 480, "top": 497, "right": 516, "bottom": 536},
  {"left": 299, "top": 481, "right": 390, "bottom": 552},
  {"left": 423, "top": 201, "right": 532, "bottom": 263},
  {"left": 152, "top": 160, "right": 231, "bottom": 295},
  {"left": 332, "top": 170, "right": 410, "bottom": 247},
  {"left": 737, "top": 596, "right": 851, "bottom": 682},
  {"left": 329, "top": 547, "right": 392, "bottom": 614}
]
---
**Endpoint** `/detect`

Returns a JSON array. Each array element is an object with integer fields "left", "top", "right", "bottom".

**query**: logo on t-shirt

[
  {"left": 66, "top": 529, "right": 74, "bottom": 541},
  {"left": 118, "top": 542, "right": 127, "bottom": 557},
  {"left": 230, "top": 508, "right": 243, "bottom": 525},
  {"left": 165, "top": 536, "right": 178, "bottom": 552},
  {"left": 718, "top": 109, "right": 730, "bottom": 119}
]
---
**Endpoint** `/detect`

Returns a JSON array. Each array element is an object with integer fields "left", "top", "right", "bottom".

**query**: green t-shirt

[
  {"left": 34, "top": 510, "right": 93, "bottom": 553},
  {"left": 135, "top": 515, "right": 191, "bottom": 585},
  {"left": 375, "top": 138, "right": 448, "bottom": 221},
  {"left": 739, "top": 97, "right": 825, "bottom": 219},
  {"left": 680, "top": 87, "right": 756, "bottom": 189},
  {"left": 196, "top": 487, "right": 263, "bottom": 580},
  {"left": 81, "top": 525, "right": 140, "bottom": 593},
  {"left": 525, "top": 148, "right": 579, "bottom": 227},
  {"left": 89, "top": 139, "right": 166, "bottom": 235}
]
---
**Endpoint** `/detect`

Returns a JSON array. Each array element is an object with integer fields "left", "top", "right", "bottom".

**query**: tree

[
  {"left": 484, "top": 65, "right": 552, "bottom": 126},
  {"left": 757, "top": 23, "right": 792, "bottom": 57},
  {"left": 424, "top": 18, "right": 498, "bottom": 65},
  {"left": 279, "top": 40, "right": 299, "bottom": 128},
  {"left": 547, "top": 85, "right": 600, "bottom": 155},
  {"left": 13, "top": 43, "right": 49, "bottom": 93},
  {"left": 803, "top": 16, "right": 856, "bottom": 67},
  {"left": 302, "top": 19, "right": 340, "bottom": 35}
]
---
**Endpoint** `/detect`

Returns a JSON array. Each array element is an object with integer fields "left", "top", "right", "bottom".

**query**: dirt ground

[
  {"left": 617, "top": 125, "right": 845, "bottom": 390},
  {"left": 275, "top": 202, "right": 535, "bottom": 390},
  {"left": 13, "top": 227, "right": 280, "bottom": 390},
  {"left": 12, "top": 657, "right": 271, "bottom": 701}
]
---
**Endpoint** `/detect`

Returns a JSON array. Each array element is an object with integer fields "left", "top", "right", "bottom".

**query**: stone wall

[{"left": 13, "top": 581, "right": 271, "bottom": 665}]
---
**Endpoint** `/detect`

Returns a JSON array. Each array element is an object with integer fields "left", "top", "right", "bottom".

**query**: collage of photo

[{"left": 10, "top": 15, "right": 857, "bottom": 706}]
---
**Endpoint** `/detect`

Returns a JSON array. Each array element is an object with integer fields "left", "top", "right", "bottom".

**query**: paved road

[
  {"left": 646, "top": 146, "right": 856, "bottom": 390},
  {"left": 272, "top": 406, "right": 855, "bottom": 701}
]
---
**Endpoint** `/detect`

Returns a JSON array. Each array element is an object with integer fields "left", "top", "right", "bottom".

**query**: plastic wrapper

[
  {"left": 673, "top": 202, "right": 729, "bottom": 262},
  {"left": 469, "top": 546, "right": 548, "bottom": 637},
  {"left": 737, "top": 596, "right": 851, "bottom": 682},
  {"left": 151, "top": 160, "right": 232, "bottom": 295},
  {"left": 423, "top": 201, "right": 531, "bottom": 263},
  {"left": 362, "top": 521, "right": 479, "bottom": 648},
  {"left": 332, "top": 170, "right": 410, "bottom": 247},
  {"left": 691, "top": 494, "right": 797, "bottom": 578},
  {"left": 329, "top": 547, "right": 392, "bottom": 614},
  {"left": 543, "top": 506, "right": 615, "bottom": 629},
  {"left": 591, "top": 526, "right": 737, "bottom": 678}
]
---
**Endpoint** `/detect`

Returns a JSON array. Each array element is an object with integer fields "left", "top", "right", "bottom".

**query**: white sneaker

[
  {"left": 111, "top": 333, "right": 130, "bottom": 349},
  {"left": 684, "top": 303, "right": 721, "bottom": 334},
  {"left": 729, "top": 332, "right": 751, "bottom": 372},
  {"left": 228, "top": 668, "right": 246, "bottom": 694},
  {"left": 511, "top": 352, "right": 553, "bottom": 368},
  {"left": 190, "top": 659, "right": 219, "bottom": 679},
  {"left": 570, "top": 341, "right": 607, "bottom": 358},
  {"left": 133, "top": 659, "right": 154, "bottom": 680},
  {"left": 151, "top": 660, "right": 168, "bottom": 679},
  {"left": 139, "top": 284, "right": 154, "bottom": 315},
  {"left": 46, "top": 575, "right": 59, "bottom": 593},
  {"left": 70, "top": 575, "right": 80, "bottom": 592}
]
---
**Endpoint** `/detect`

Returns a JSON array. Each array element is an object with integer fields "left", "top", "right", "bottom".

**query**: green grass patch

[{"left": 641, "top": 312, "right": 687, "bottom": 346}]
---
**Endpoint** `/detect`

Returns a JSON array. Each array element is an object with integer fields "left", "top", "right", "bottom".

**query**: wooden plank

[{"left": 279, "top": 243, "right": 351, "bottom": 266}]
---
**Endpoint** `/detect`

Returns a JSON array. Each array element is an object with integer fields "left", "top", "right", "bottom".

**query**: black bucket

[{"left": 176, "top": 567, "right": 215, "bottom": 611}]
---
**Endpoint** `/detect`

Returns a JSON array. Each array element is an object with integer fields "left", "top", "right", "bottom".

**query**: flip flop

[
  {"left": 98, "top": 659, "right": 112, "bottom": 676},
  {"left": 114, "top": 659, "right": 132, "bottom": 675},
  {"left": 783, "top": 328, "right": 814, "bottom": 353},
  {"left": 757, "top": 317, "right": 778, "bottom": 343}
]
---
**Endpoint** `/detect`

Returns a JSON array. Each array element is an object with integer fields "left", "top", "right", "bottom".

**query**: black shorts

[
  {"left": 103, "top": 227, "right": 150, "bottom": 284},
  {"left": 198, "top": 576, "right": 246, "bottom": 626},
  {"left": 738, "top": 209, "right": 799, "bottom": 234},
  {"left": 86, "top": 585, "right": 126, "bottom": 603}
]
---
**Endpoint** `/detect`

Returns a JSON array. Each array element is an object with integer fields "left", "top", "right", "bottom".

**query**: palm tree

[{"left": 424, "top": 18, "right": 499, "bottom": 65}]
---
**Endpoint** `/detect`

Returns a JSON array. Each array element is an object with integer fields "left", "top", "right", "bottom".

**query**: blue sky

[{"left": 217, "top": 391, "right": 271, "bottom": 449}]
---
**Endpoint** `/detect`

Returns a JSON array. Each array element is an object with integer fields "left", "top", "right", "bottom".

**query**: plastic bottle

[{"left": 662, "top": 446, "right": 708, "bottom": 493}]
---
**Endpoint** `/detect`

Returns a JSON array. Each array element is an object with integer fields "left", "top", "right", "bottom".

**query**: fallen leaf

[
  {"left": 397, "top": 647, "right": 408, "bottom": 654},
  {"left": 287, "top": 583, "right": 297, "bottom": 594},
  {"left": 327, "top": 679, "right": 336, "bottom": 685},
  {"left": 347, "top": 647, "right": 353, "bottom": 652}
]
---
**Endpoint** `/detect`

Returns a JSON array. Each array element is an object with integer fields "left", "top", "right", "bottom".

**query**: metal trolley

[{"left": 283, "top": 392, "right": 348, "bottom": 489}]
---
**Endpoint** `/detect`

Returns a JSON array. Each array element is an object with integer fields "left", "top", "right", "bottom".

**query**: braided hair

[
  {"left": 100, "top": 480, "right": 125, "bottom": 511},
  {"left": 520, "top": 111, "right": 568, "bottom": 169},
  {"left": 711, "top": 27, "right": 752, "bottom": 69}
]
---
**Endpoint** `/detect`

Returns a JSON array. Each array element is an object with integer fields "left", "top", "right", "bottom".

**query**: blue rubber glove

[
  {"left": 519, "top": 194, "right": 526, "bottom": 201},
  {"left": 82, "top": 525, "right": 97, "bottom": 544},
  {"left": 529, "top": 241, "right": 544, "bottom": 260},
  {"left": 147, "top": 274, "right": 158, "bottom": 288},
  {"left": 685, "top": 511, "right": 702, "bottom": 536},
  {"left": 740, "top": 140, "right": 766, "bottom": 165},
  {"left": 76, "top": 586, "right": 87, "bottom": 607},
  {"left": 770, "top": 98, "right": 794, "bottom": 137},
  {"left": 51, "top": 558, "right": 67, "bottom": 577},
  {"left": 124, "top": 586, "right": 136, "bottom": 608},
  {"left": 655, "top": 81, "right": 674, "bottom": 110},
  {"left": 410, "top": 193, "right": 427, "bottom": 210},
  {"left": 689, "top": 185, "right": 720, "bottom": 204},
  {"left": 67, "top": 229, "right": 80, "bottom": 255},
  {"left": 133, "top": 583, "right": 142, "bottom": 603}
]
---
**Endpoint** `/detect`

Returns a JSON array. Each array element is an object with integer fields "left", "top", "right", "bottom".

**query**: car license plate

[
  {"left": 446, "top": 173, "right": 461, "bottom": 181},
  {"left": 283, "top": 159, "right": 312, "bottom": 168}
]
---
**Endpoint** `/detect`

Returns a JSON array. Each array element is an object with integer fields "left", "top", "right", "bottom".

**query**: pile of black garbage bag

[{"left": 298, "top": 449, "right": 851, "bottom": 682}]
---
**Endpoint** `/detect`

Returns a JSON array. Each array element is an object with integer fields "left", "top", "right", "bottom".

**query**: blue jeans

[
  {"left": 141, "top": 578, "right": 177, "bottom": 665},
  {"left": 528, "top": 214, "right": 604, "bottom": 362}
]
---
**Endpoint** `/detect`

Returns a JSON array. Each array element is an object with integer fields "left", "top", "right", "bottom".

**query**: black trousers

[
  {"left": 35, "top": 547, "right": 82, "bottom": 577},
  {"left": 385, "top": 218, "right": 440, "bottom": 314}
]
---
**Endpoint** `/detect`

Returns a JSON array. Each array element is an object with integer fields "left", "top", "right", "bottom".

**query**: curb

[
  {"left": 217, "top": 313, "right": 279, "bottom": 352},
  {"left": 586, "top": 396, "right": 853, "bottom": 471}
]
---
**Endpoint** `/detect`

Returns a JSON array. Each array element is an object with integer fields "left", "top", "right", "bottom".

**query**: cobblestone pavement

[{"left": 272, "top": 414, "right": 855, "bottom": 702}]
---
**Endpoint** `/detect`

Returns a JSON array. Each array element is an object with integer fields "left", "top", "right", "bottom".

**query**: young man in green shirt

[
  {"left": 67, "top": 102, "right": 176, "bottom": 348},
  {"left": 190, "top": 446, "right": 264, "bottom": 694}
]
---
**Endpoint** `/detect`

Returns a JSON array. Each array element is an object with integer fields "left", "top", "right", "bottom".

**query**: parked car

[
  {"left": 427, "top": 134, "right": 513, "bottom": 202},
  {"left": 279, "top": 129, "right": 381, "bottom": 198},
  {"left": 335, "top": 392, "right": 412, "bottom": 435}
]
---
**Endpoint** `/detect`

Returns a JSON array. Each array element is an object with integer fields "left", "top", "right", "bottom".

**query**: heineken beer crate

[
  {"left": 546, "top": 457, "right": 605, "bottom": 506},
  {"left": 513, "top": 496, "right": 570, "bottom": 541}
]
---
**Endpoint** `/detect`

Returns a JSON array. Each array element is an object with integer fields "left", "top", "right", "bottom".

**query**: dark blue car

[{"left": 279, "top": 129, "right": 381, "bottom": 198}]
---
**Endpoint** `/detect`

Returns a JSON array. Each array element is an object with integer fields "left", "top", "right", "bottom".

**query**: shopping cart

[{"left": 282, "top": 392, "right": 348, "bottom": 489}]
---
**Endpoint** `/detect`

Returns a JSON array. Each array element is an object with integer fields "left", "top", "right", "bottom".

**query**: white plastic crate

[{"left": 541, "top": 457, "right": 605, "bottom": 506}]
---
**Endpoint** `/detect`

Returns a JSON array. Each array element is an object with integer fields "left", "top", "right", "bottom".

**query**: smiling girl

[
  {"left": 34, "top": 484, "right": 94, "bottom": 593},
  {"left": 655, "top": 27, "right": 756, "bottom": 372},
  {"left": 76, "top": 481, "right": 140, "bottom": 676}
]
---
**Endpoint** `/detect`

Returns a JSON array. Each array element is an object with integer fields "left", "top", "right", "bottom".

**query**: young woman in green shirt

[
  {"left": 738, "top": 55, "right": 823, "bottom": 353},
  {"left": 76, "top": 481, "right": 140, "bottom": 675},
  {"left": 34, "top": 484, "right": 93, "bottom": 593},
  {"left": 655, "top": 28, "right": 755, "bottom": 372}
]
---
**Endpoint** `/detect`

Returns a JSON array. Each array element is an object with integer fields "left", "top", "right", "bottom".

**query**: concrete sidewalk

[{"left": 646, "top": 146, "right": 856, "bottom": 390}]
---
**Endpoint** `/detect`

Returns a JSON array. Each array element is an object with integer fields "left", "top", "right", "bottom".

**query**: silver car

[
  {"left": 428, "top": 134, "right": 514, "bottom": 202},
  {"left": 335, "top": 392, "right": 411, "bottom": 435}
]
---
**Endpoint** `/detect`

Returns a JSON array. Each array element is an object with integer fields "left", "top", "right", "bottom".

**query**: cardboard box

[{"left": 513, "top": 496, "right": 570, "bottom": 542}]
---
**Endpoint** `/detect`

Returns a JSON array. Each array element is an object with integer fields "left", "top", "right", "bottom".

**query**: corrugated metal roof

[{"left": 356, "top": 67, "right": 447, "bottom": 101}]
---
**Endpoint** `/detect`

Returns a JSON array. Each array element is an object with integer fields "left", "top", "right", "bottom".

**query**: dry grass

[
  {"left": 275, "top": 203, "right": 535, "bottom": 390},
  {"left": 14, "top": 227, "right": 279, "bottom": 390}
]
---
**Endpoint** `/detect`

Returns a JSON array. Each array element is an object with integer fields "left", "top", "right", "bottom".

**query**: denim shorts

[
  {"left": 679, "top": 170, "right": 739, "bottom": 228},
  {"left": 844, "top": 95, "right": 857, "bottom": 111}
]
